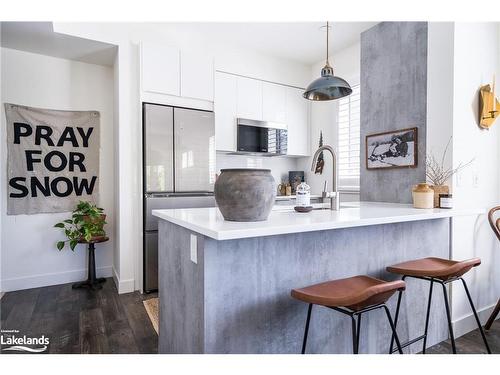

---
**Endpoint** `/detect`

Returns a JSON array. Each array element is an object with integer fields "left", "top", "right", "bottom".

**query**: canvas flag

[{"left": 4, "top": 103, "right": 100, "bottom": 215}]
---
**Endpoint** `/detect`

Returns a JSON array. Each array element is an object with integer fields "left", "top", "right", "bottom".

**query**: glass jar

[
  {"left": 439, "top": 194, "right": 453, "bottom": 209},
  {"left": 296, "top": 182, "right": 311, "bottom": 207}
]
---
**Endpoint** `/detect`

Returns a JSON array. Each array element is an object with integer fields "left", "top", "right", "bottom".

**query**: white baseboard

[
  {"left": 112, "top": 266, "right": 135, "bottom": 294},
  {"left": 452, "top": 302, "right": 499, "bottom": 338},
  {"left": 1, "top": 266, "right": 113, "bottom": 292}
]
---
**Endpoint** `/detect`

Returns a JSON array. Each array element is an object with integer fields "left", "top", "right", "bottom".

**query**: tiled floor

[{"left": 1, "top": 280, "right": 497, "bottom": 354}]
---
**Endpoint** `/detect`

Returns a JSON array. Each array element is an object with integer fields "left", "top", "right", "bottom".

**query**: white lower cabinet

[{"left": 285, "top": 87, "right": 309, "bottom": 156}]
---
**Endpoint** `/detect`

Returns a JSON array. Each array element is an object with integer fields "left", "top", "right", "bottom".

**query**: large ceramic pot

[{"left": 215, "top": 169, "right": 276, "bottom": 222}]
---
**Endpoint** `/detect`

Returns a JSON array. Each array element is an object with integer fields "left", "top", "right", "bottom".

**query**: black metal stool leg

[
  {"left": 440, "top": 282, "right": 457, "bottom": 354},
  {"left": 301, "top": 304, "right": 313, "bottom": 354},
  {"left": 351, "top": 315, "right": 359, "bottom": 354},
  {"left": 383, "top": 305, "right": 403, "bottom": 354},
  {"left": 422, "top": 279, "right": 434, "bottom": 354},
  {"left": 356, "top": 314, "right": 362, "bottom": 351},
  {"left": 389, "top": 276, "right": 405, "bottom": 353},
  {"left": 460, "top": 278, "right": 492, "bottom": 354}
]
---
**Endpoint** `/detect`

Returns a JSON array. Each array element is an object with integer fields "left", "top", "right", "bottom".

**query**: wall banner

[{"left": 4, "top": 103, "right": 100, "bottom": 215}]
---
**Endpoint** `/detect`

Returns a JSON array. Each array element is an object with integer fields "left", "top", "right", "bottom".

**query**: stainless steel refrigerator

[{"left": 143, "top": 103, "right": 216, "bottom": 292}]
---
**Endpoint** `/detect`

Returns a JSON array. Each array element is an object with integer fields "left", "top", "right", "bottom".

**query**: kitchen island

[{"left": 153, "top": 202, "right": 483, "bottom": 354}]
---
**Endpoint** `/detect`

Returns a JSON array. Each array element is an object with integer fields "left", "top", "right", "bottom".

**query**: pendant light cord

[{"left": 326, "top": 21, "right": 330, "bottom": 65}]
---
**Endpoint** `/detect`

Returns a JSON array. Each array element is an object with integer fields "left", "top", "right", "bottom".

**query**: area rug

[{"left": 143, "top": 298, "right": 159, "bottom": 334}]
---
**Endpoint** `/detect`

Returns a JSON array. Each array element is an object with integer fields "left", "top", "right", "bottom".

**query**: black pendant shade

[
  {"left": 303, "top": 64, "right": 352, "bottom": 101},
  {"left": 303, "top": 22, "right": 352, "bottom": 101}
]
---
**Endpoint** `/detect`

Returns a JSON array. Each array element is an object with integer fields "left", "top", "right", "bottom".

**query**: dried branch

[{"left": 425, "top": 136, "right": 474, "bottom": 186}]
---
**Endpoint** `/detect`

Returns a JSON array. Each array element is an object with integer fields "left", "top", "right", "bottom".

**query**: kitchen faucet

[{"left": 310, "top": 145, "right": 340, "bottom": 211}]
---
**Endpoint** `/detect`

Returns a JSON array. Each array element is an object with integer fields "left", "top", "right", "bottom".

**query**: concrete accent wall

[{"left": 360, "top": 22, "right": 428, "bottom": 203}]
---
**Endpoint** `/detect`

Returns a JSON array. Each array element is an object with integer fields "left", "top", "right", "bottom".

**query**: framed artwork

[{"left": 366, "top": 127, "right": 418, "bottom": 170}]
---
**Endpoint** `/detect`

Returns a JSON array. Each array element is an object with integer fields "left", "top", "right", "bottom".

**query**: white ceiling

[
  {"left": 0, "top": 22, "right": 117, "bottom": 66},
  {"left": 1, "top": 22, "right": 377, "bottom": 67},
  {"left": 146, "top": 22, "right": 378, "bottom": 65}
]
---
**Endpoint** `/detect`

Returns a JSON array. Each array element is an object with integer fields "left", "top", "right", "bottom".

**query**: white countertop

[{"left": 152, "top": 202, "right": 485, "bottom": 241}]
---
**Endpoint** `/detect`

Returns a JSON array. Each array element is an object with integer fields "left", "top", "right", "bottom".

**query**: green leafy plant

[{"left": 54, "top": 201, "right": 106, "bottom": 251}]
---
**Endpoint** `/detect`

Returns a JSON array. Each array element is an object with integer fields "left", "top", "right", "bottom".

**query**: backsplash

[{"left": 216, "top": 152, "right": 301, "bottom": 184}]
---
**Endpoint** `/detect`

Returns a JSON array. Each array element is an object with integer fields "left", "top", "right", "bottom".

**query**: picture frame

[{"left": 365, "top": 127, "right": 418, "bottom": 170}]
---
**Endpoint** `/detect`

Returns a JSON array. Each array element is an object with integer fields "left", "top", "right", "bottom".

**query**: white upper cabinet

[
  {"left": 141, "top": 42, "right": 214, "bottom": 102},
  {"left": 286, "top": 87, "right": 310, "bottom": 156},
  {"left": 214, "top": 72, "right": 238, "bottom": 151},
  {"left": 180, "top": 51, "right": 214, "bottom": 101},
  {"left": 141, "top": 42, "right": 180, "bottom": 96},
  {"left": 262, "top": 82, "right": 286, "bottom": 124},
  {"left": 212, "top": 72, "right": 310, "bottom": 155},
  {"left": 236, "top": 76, "right": 262, "bottom": 120}
]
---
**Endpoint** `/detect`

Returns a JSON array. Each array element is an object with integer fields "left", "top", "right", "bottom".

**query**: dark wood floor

[
  {"left": 425, "top": 319, "right": 499, "bottom": 354},
  {"left": 0, "top": 278, "right": 158, "bottom": 354},
  {"left": 1, "top": 280, "right": 498, "bottom": 354}
]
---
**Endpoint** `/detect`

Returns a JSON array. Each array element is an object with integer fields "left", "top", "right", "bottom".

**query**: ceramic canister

[{"left": 412, "top": 183, "right": 434, "bottom": 209}]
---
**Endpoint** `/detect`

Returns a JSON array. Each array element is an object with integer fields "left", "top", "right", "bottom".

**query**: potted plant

[
  {"left": 426, "top": 137, "right": 474, "bottom": 207},
  {"left": 54, "top": 201, "right": 106, "bottom": 251}
]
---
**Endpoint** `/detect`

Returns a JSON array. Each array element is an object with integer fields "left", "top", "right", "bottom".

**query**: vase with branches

[{"left": 426, "top": 137, "right": 474, "bottom": 207}]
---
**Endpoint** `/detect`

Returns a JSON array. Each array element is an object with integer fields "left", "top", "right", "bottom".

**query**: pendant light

[{"left": 303, "top": 22, "right": 352, "bottom": 101}]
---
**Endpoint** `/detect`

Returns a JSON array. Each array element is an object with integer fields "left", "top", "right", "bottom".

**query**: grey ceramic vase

[{"left": 215, "top": 169, "right": 276, "bottom": 222}]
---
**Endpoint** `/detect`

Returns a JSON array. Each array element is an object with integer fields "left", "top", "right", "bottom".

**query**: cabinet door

[
  {"left": 141, "top": 42, "right": 180, "bottom": 96},
  {"left": 262, "top": 82, "right": 286, "bottom": 123},
  {"left": 214, "top": 72, "right": 238, "bottom": 151},
  {"left": 180, "top": 51, "right": 214, "bottom": 101},
  {"left": 236, "top": 76, "right": 262, "bottom": 120},
  {"left": 286, "top": 87, "right": 310, "bottom": 156}
]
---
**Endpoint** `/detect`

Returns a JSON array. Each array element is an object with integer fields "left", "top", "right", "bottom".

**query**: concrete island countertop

[{"left": 152, "top": 201, "right": 485, "bottom": 241}]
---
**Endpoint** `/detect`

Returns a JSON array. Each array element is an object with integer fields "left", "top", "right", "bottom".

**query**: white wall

[
  {"left": 0, "top": 48, "right": 115, "bottom": 291},
  {"left": 449, "top": 23, "right": 500, "bottom": 335},
  {"left": 426, "top": 23, "right": 455, "bottom": 176},
  {"left": 298, "top": 42, "right": 361, "bottom": 200},
  {"left": 216, "top": 153, "right": 300, "bottom": 185}
]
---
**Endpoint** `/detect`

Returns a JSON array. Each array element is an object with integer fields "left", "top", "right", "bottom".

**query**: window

[{"left": 337, "top": 84, "right": 360, "bottom": 189}]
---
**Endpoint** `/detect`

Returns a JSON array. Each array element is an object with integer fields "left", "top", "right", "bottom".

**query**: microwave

[{"left": 236, "top": 118, "right": 288, "bottom": 155}]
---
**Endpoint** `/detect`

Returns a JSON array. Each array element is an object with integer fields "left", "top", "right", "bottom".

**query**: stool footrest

[{"left": 390, "top": 334, "right": 426, "bottom": 353}]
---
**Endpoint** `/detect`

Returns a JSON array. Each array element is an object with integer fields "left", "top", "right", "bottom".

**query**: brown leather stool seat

[
  {"left": 291, "top": 275, "right": 406, "bottom": 311},
  {"left": 291, "top": 275, "right": 405, "bottom": 354},
  {"left": 386, "top": 257, "right": 481, "bottom": 281},
  {"left": 386, "top": 257, "right": 491, "bottom": 354}
]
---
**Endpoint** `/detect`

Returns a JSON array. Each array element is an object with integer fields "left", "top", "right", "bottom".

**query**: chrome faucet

[{"left": 310, "top": 145, "right": 340, "bottom": 211}]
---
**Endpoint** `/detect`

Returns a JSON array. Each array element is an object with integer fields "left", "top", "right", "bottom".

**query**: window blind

[{"left": 337, "top": 84, "right": 360, "bottom": 188}]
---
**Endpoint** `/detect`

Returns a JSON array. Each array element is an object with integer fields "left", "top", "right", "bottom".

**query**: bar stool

[
  {"left": 291, "top": 275, "right": 406, "bottom": 354},
  {"left": 386, "top": 257, "right": 491, "bottom": 354}
]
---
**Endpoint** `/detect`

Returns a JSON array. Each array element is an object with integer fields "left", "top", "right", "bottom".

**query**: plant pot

[
  {"left": 430, "top": 185, "right": 450, "bottom": 208},
  {"left": 82, "top": 213, "right": 106, "bottom": 223},
  {"left": 79, "top": 235, "right": 107, "bottom": 243},
  {"left": 215, "top": 169, "right": 276, "bottom": 222}
]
